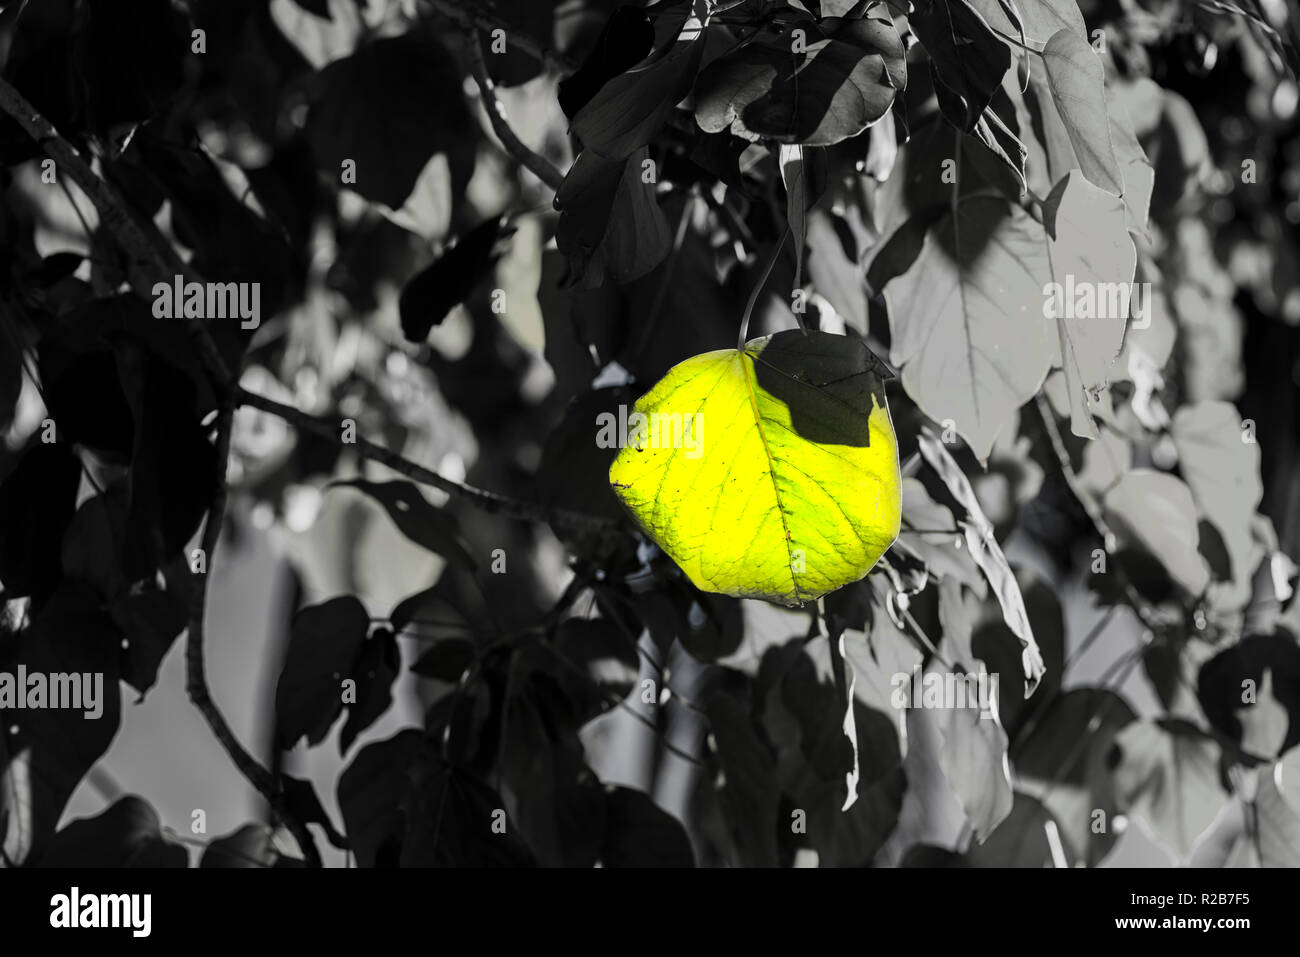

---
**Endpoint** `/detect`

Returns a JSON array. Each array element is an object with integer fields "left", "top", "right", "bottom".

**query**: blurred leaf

[
  {"left": 275, "top": 595, "right": 371, "bottom": 749},
  {"left": 499, "top": 642, "right": 608, "bottom": 866},
  {"left": 697, "top": 687, "right": 781, "bottom": 867},
  {"left": 399, "top": 217, "right": 513, "bottom": 343},
  {"left": 0, "top": 311, "right": 23, "bottom": 434},
  {"left": 338, "top": 729, "right": 534, "bottom": 866},
  {"left": 695, "top": 1, "right": 905, "bottom": 146},
  {"left": 536, "top": 387, "right": 638, "bottom": 561},
  {"left": 390, "top": 565, "right": 492, "bottom": 645},
  {"left": 0, "top": 442, "right": 81, "bottom": 604},
  {"left": 973, "top": 571, "right": 1066, "bottom": 735},
  {"left": 480, "top": 0, "right": 564, "bottom": 86},
  {"left": 306, "top": 31, "right": 476, "bottom": 210},
  {"left": 39, "top": 796, "right": 186, "bottom": 867},
  {"left": 281, "top": 774, "right": 347, "bottom": 850},
  {"left": 200, "top": 823, "right": 278, "bottom": 867},
  {"left": 123, "top": 131, "right": 295, "bottom": 333},
  {"left": 339, "top": 628, "right": 399, "bottom": 754},
  {"left": 967, "top": 791, "right": 1065, "bottom": 866},
  {"left": 411, "top": 638, "right": 476, "bottom": 682},
  {"left": 0, "top": 583, "right": 123, "bottom": 864},
  {"left": 0, "top": 0, "right": 77, "bottom": 164},
  {"left": 875, "top": 703, "right": 966, "bottom": 862},
  {"left": 35, "top": 343, "right": 134, "bottom": 457},
  {"left": 73, "top": 0, "right": 187, "bottom": 146},
  {"left": 110, "top": 561, "right": 192, "bottom": 698},
  {"left": 554, "top": 617, "right": 638, "bottom": 693},
  {"left": 1172, "top": 401, "right": 1265, "bottom": 594},
  {"left": 676, "top": 589, "right": 745, "bottom": 663},
  {"left": 899, "top": 843, "right": 967, "bottom": 866},
  {"left": 938, "top": 681, "right": 1013, "bottom": 840},
  {"left": 289, "top": 0, "right": 333, "bottom": 17},
  {"left": 1103, "top": 470, "right": 1210, "bottom": 597},
  {"left": 1104, "top": 719, "right": 1230, "bottom": 860},
  {"left": 600, "top": 786, "right": 694, "bottom": 866},
  {"left": 1257, "top": 746, "right": 1300, "bottom": 867},
  {"left": 123, "top": 356, "right": 218, "bottom": 570},
  {"left": 1197, "top": 633, "right": 1300, "bottom": 759},
  {"left": 1013, "top": 687, "right": 1134, "bottom": 864},
  {"left": 62, "top": 482, "right": 131, "bottom": 600}
]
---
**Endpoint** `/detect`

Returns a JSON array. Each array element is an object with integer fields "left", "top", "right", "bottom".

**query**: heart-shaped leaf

[
  {"left": 608, "top": 329, "right": 901, "bottom": 606},
  {"left": 1040, "top": 29, "right": 1123, "bottom": 196}
]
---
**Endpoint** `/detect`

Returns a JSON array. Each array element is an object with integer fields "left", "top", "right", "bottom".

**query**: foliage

[{"left": 0, "top": 0, "right": 1298, "bottom": 868}]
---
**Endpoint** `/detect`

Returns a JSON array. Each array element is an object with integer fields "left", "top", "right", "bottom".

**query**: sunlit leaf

[{"left": 609, "top": 330, "right": 902, "bottom": 606}]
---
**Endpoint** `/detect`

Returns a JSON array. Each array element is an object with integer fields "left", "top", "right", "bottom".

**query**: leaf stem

[{"left": 737, "top": 227, "right": 791, "bottom": 349}]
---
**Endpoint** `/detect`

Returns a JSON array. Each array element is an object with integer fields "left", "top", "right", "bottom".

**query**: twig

[
  {"left": 0, "top": 75, "right": 232, "bottom": 392},
  {"left": 427, "top": 0, "right": 578, "bottom": 74},
  {"left": 465, "top": 31, "right": 566, "bottom": 191},
  {"left": 236, "top": 386, "right": 620, "bottom": 533},
  {"left": 185, "top": 400, "right": 320, "bottom": 865}
]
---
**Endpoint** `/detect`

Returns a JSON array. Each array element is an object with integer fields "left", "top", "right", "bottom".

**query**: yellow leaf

[{"left": 608, "top": 330, "right": 901, "bottom": 606}]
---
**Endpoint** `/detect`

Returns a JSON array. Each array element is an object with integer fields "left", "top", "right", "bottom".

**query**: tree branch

[
  {"left": 427, "top": 0, "right": 578, "bottom": 75},
  {"left": 236, "top": 386, "right": 621, "bottom": 533},
  {"left": 186, "top": 400, "right": 320, "bottom": 865},
  {"left": 465, "top": 30, "right": 566, "bottom": 191},
  {"left": 0, "top": 75, "right": 232, "bottom": 392}
]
